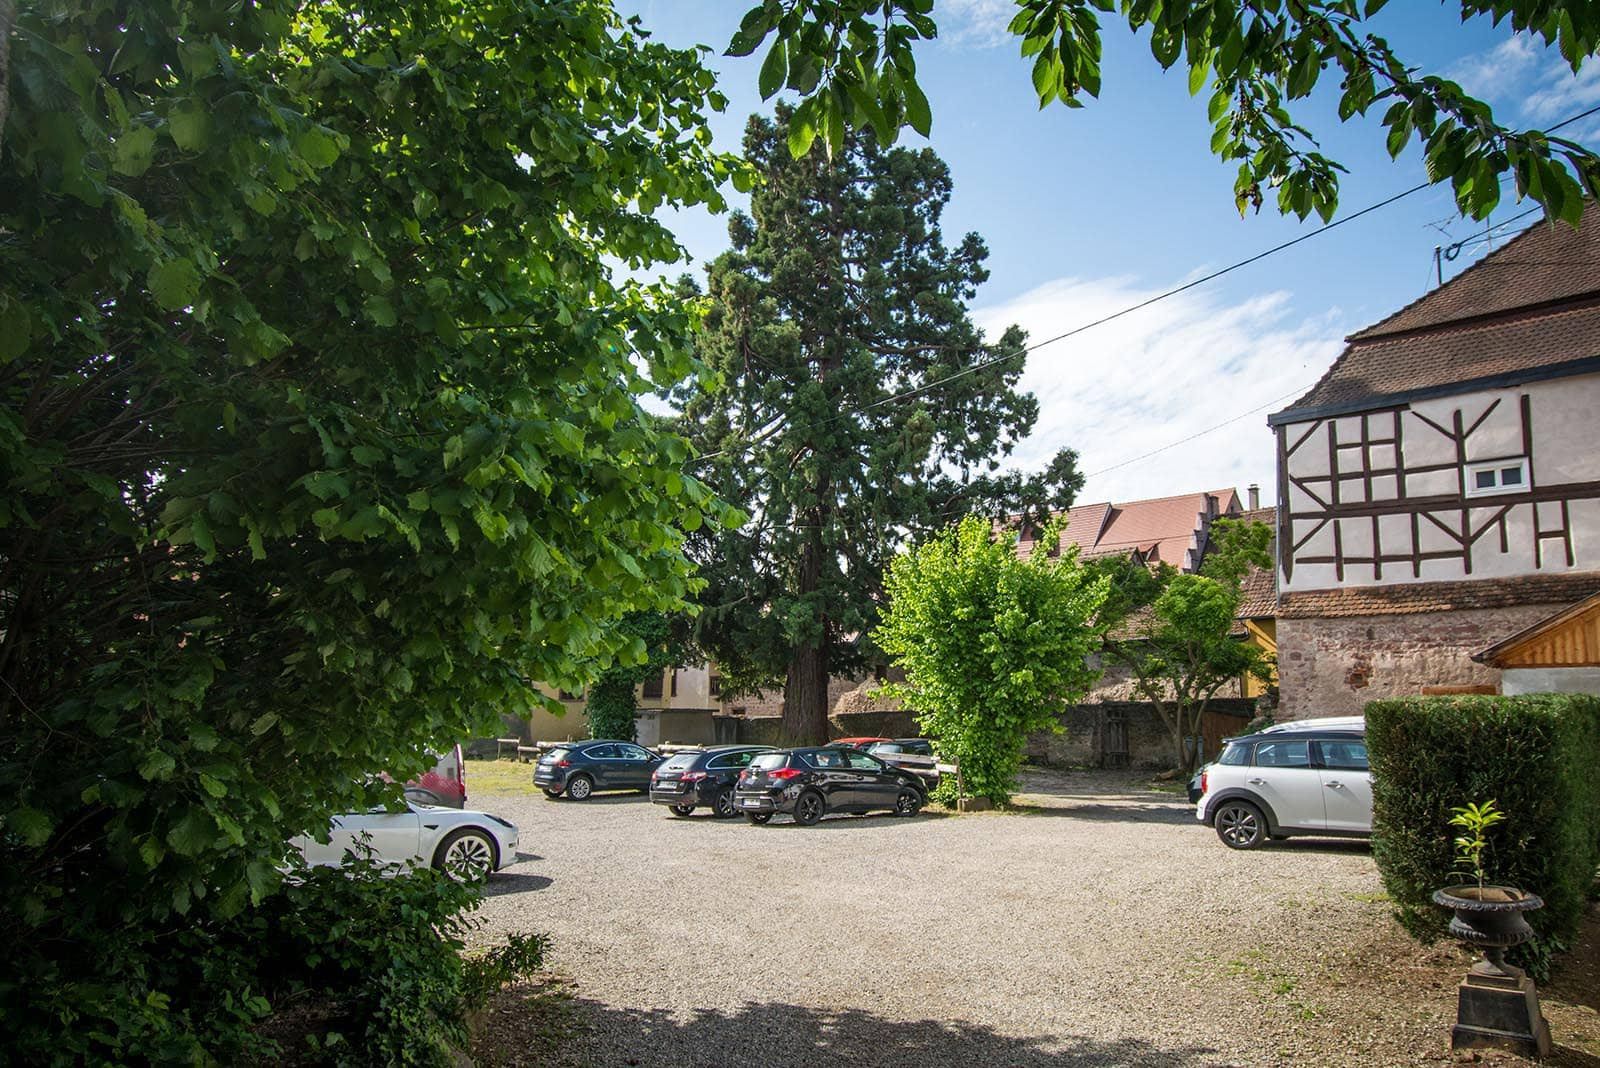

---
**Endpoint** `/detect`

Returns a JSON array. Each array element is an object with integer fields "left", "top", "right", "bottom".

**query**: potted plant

[
  {"left": 1430, "top": 799, "right": 1551, "bottom": 1056},
  {"left": 1431, "top": 799, "right": 1543, "bottom": 970}
]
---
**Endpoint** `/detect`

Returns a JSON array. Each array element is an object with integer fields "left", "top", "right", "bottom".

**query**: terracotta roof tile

[
  {"left": 1237, "top": 566, "right": 1278, "bottom": 619},
  {"left": 1276, "top": 202, "right": 1600, "bottom": 420},
  {"left": 1278, "top": 572, "right": 1600, "bottom": 619},
  {"left": 1214, "top": 506, "right": 1279, "bottom": 619},
  {"left": 1016, "top": 489, "right": 1241, "bottom": 573}
]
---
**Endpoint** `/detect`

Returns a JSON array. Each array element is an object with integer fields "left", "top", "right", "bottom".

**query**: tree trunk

[{"left": 782, "top": 639, "right": 830, "bottom": 744}]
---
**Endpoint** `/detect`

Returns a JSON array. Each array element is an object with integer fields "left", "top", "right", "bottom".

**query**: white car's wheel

[{"left": 433, "top": 828, "right": 497, "bottom": 882}]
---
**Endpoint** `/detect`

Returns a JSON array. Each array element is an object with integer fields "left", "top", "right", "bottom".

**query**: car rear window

[
  {"left": 750, "top": 753, "right": 789, "bottom": 771},
  {"left": 869, "top": 742, "right": 903, "bottom": 754},
  {"left": 661, "top": 752, "right": 699, "bottom": 771},
  {"left": 542, "top": 748, "right": 571, "bottom": 763},
  {"left": 1217, "top": 742, "right": 1250, "bottom": 766},
  {"left": 901, "top": 740, "right": 933, "bottom": 755}
]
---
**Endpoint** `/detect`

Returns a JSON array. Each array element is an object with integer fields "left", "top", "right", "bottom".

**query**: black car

[
  {"left": 733, "top": 746, "right": 927, "bottom": 826},
  {"left": 533, "top": 740, "right": 663, "bottom": 800},
  {"left": 648, "top": 745, "right": 775, "bottom": 818}
]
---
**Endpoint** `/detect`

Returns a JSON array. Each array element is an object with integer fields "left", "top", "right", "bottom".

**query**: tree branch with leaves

[{"left": 729, "top": 0, "right": 1600, "bottom": 225}]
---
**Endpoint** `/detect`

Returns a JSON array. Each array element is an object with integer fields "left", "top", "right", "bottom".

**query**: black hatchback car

[
  {"left": 534, "top": 740, "right": 663, "bottom": 800},
  {"left": 649, "top": 745, "right": 774, "bottom": 818},
  {"left": 733, "top": 746, "right": 927, "bottom": 826}
]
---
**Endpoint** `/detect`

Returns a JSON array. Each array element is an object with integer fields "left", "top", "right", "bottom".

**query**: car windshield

[
  {"left": 542, "top": 748, "right": 571, "bottom": 763},
  {"left": 1217, "top": 743, "right": 1249, "bottom": 766},
  {"left": 661, "top": 752, "right": 699, "bottom": 771},
  {"left": 869, "top": 743, "right": 903, "bottom": 754},
  {"left": 750, "top": 753, "right": 788, "bottom": 771}
]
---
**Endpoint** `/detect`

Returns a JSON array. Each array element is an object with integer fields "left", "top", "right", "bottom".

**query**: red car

[
  {"left": 830, "top": 736, "right": 890, "bottom": 748},
  {"left": 402, "top": 745, "right": 467, "bottom": 808}
]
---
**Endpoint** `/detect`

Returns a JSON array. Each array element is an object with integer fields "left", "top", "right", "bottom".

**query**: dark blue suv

[{"left": 534, "top": 740, "right": 663, "bottom": 800}]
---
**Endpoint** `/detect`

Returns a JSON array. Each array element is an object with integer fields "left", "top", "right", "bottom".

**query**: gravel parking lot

[{"left": 467, "top": 766, "right": 1599, "bottom": 1068}]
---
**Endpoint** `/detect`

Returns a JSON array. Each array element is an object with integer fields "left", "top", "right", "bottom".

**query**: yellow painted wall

[{"left": 1243, "top": 618, "right": 1278, "bottom": 699}]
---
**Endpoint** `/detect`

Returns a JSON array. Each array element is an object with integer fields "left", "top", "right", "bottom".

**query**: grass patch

[
  {"left": 1342, "top": 890, "right": 1391, "bottom": 905},
  {"left": 1227, "top": 950, "right": 1322, "bottom": 1021},
  {"left": 466, "top": 757, "right": 540, "bottom": 797}
]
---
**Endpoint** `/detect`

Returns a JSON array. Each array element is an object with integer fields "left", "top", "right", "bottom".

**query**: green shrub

[
  {"left": 1366, "top": 693, "right": 1600, "bottom": 975},
  {"left": 462, "top": 932, "right": 551, "bottom": 1013},
  {"left": 875, "top": 515, "right": 1110, "bottom": 806}
]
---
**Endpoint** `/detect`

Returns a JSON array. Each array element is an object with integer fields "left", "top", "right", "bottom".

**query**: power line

[
  {"left": 1081, "top": 383, "right": 1319, "bottom": 480},
  {"left": 690, "top": 102, "right": 1600, "bottom": 470}
]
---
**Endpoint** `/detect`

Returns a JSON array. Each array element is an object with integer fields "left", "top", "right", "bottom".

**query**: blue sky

[{"left": 622, "top": 2, "right": 1600, "bottom": 507}]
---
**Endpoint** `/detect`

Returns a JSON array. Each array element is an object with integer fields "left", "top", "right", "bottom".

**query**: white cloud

[
  {"left": 971, "top": 275, "right": 1347, "bottom": 507},
  {"left": 1448, "top": 35, "right": 1540, "bottom": 101},
  {"left": 939, "top": 0, "right": 1017, "bottom": 49},
  {"left": 1449, "top": 33, "right": 1600, "bottom": 130}
]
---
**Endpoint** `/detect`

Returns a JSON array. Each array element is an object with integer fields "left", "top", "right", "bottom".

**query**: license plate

[{"left": 740, "top": 798, "right": 762, "bottom": 808}]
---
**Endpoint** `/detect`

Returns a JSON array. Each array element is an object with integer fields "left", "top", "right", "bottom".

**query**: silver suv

[{"left": 1195, "top": 717, "right": 1371, "bottom": 849}]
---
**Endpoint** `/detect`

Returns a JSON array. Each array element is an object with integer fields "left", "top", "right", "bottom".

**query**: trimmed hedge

[{"left": 1366, "top": 693, "right": 1600, "bottom": 976}]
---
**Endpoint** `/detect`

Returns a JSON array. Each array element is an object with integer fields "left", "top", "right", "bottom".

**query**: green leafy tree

[
  {"left": 0, "top": 1, "right": 738, "bottom": 1058},
  {"left": 727, "top": 0, "right": 1600, "bottom": 224},
  {"left": 876, "top": 516, "right": 1110, "bottom": 806},
  {"left": 679, "top": 112, "right": 1082, "bottom": 743},
  {"left": 1096, "top": 517, "right": 1275, "bottom": 771},
  {"left": 584, "top": 612, "right": 686, "bottom": 742}
]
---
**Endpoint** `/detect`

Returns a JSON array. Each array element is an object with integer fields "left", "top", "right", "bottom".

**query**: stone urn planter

[{"left": 1431, "top": 885, "right": 1551, "bottom": 1057}]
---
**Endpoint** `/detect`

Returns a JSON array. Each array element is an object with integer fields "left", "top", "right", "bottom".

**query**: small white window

[{"left": 1465, "top": 459, "right": 1528, "bottom": 497}]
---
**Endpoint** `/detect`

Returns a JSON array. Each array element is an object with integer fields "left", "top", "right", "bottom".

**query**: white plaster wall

[
  {"left": 1501, "top": 667, "right": 1600, "bottom": 696},
  {"left": 1282, "top": 373, "right": 1600, "bottom": 592},
  {"left": 666, "top": 664, "right": 712, "bottom": 708}
]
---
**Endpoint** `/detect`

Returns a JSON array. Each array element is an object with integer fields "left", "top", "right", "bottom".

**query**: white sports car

[{"left": 291, "top": 802, "right": 519, "bottom": 881}]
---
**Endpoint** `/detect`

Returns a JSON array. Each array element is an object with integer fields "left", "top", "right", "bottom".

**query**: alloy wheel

[
  {"left": 441, "top": 832, "right": 494, "bottom": 882},
  {"left": 795, "top": 792, "right": 824, "bottom": 826},
  {"left": 567, "top": 775, "right": 593, "bottom": 800},
  {"left": 714, "top": 789, "right": 736, "bottom": 818},
  {"left": 1217, "top": 803, "right": 1263, "bottom": 848}
]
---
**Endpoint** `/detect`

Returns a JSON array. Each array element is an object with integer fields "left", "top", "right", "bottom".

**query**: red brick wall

[{"left": 1275, "top": 604, "right": 1562, "bottom": 719}]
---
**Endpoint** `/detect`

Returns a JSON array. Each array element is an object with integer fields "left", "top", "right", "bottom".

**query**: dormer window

[{"left": 1465, "top": 458, "right": 1528, "bottom": 497}]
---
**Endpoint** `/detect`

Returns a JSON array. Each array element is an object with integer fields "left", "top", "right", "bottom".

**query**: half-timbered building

[{"left": 1267, "top": 204, "right": 1600, "bottom": 718}]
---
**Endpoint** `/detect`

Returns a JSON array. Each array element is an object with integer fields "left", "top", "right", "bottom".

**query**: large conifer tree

[{"left": 678, "top": 112, "right": 1081, "bottom": 743}]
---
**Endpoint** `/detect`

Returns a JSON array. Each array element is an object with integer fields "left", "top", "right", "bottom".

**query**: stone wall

[
  {"left": 1024, "top": 699, "right": 1256, "bottom": 769},
  {"left": 729, "top": 708, "right": 922, "bottom": 746},
  {"left": 718, "top": 673, "right": 869, "bottom": 718},
  {"left": 1274, "top": 604, "right": 1564, "bottom": 719}
]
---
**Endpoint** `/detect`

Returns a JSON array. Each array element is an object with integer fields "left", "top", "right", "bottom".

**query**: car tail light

[
  {"left": 1199, "top": 771, "right": 1208, "bottom": 796},
  {"left": 769, "top": 768, "right": 802, "bottom": 781},
  {"left": 556, "top": 759, "right": 571, "bottom": 768},
  {"left": 682, "top": 771, "right": 708, "bottom": 782}
]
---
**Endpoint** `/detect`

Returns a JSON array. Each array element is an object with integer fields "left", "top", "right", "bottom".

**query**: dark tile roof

[
  {"left": 1278, "top": 572, "right": 1600, "bottom": 619},
  {"left": 1350, "top": 202, "right": 1600, "bottom": 340},
  {"left": 1274, "top": 202, "right": 1600, "bottom": 421}
]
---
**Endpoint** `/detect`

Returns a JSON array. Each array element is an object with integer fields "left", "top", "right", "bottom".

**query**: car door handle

[
  {"left": 1325, "top": 782, "right": 1343, "bottom": 789},
  {"left": 1247, "top": 778, "right": 1267, "bottom": 785}
]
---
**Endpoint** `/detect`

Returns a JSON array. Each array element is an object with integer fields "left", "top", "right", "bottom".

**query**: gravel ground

[{"left": 465, "top": 766, "right": 1600, "bottom": 1068}]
